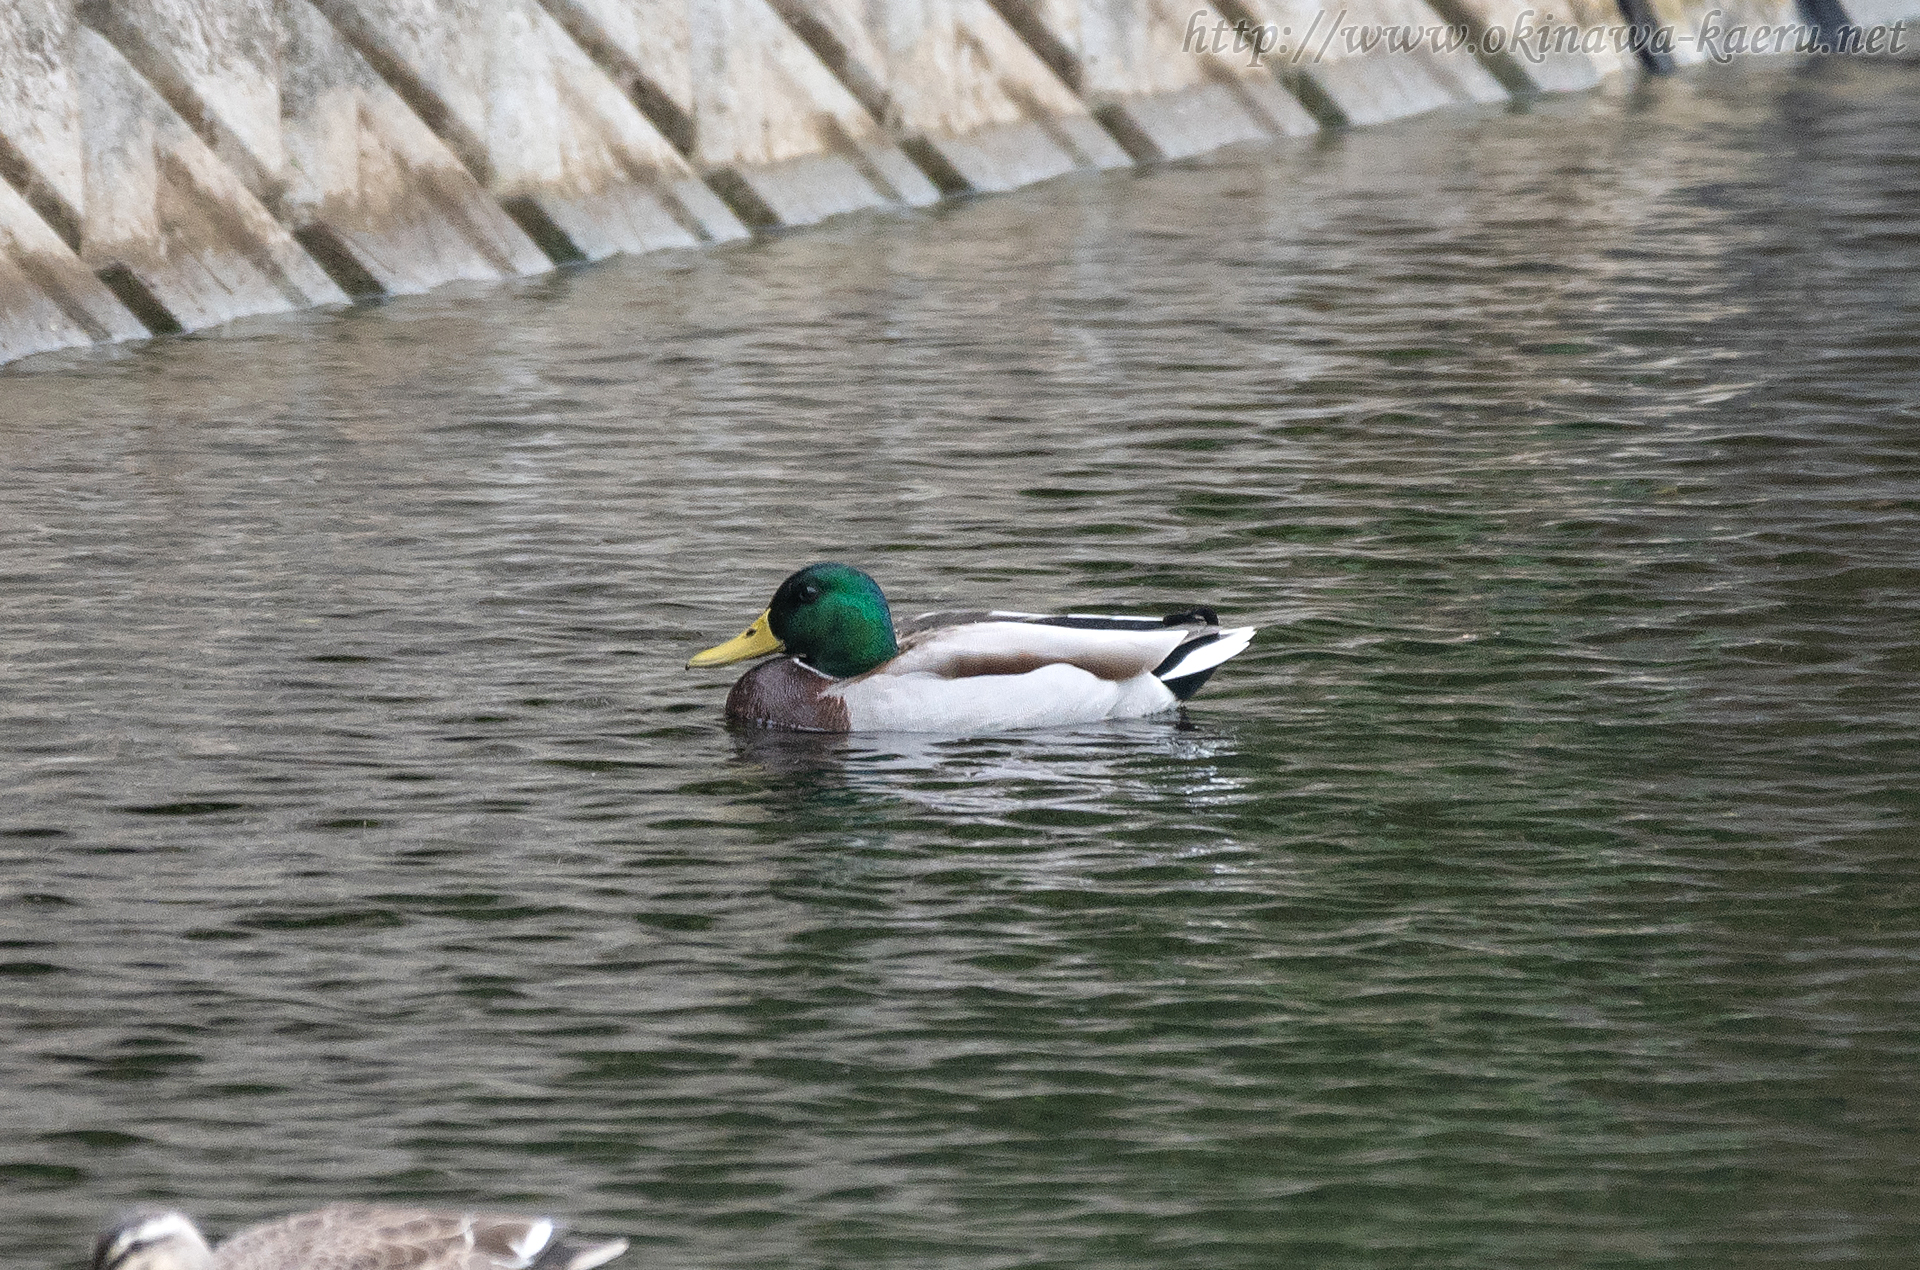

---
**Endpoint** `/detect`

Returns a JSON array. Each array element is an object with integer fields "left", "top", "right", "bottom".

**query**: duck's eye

[{"left": 798, "top": 582, "right": 821, "bottom": 602}]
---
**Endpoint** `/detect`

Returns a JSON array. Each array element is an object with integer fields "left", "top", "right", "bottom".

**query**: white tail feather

[
  {"left": 560, "top": 1239, "right": 629, "bottom": 1270},
  {"left": 509, "top": 1220, "right": 554, "bottom": 1263},
  {"left": 1156, "top": 626, "right": 1255, "bottom": 681}
]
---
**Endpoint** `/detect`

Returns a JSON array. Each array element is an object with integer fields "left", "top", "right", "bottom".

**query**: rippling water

[{"left": 4, "top": 58, "right": 1918, "bottom": 1269}]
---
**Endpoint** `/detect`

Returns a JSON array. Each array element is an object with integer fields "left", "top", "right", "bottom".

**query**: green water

[{"left": 3, "top": 59, "right": 1917, "bottom": 1269}]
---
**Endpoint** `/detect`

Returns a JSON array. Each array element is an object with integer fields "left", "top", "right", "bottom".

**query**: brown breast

[{"left": 725, "top": 659, "right": 852, "bottom": 732}]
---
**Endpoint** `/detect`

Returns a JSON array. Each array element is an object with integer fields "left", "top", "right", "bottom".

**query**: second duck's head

[
  {"left": 688, "top": 562, "right": 898, "bottom": 679},
  {"left": 92, "top": 1213, "right": 213, "bottom": 1270}
]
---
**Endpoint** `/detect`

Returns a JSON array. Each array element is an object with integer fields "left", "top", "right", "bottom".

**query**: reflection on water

[
  {"left": 4, "top": 58, "right": 1920, "bottom": 1270},
  {"left": 732, "top": 720, "right": 1249, "bottom": 819}
]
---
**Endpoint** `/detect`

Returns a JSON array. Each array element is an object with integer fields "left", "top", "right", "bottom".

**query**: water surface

[{"left": 3, "top": 58, "right": 1918, "bottom": 1269}]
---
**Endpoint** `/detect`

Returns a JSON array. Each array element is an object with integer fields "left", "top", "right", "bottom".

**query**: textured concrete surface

[
  {"left": 82, "top": 0, "right": 552, "bottom": 297},
  {"left": 0, "top": 2, "right": 154, "bottom": 361},
  {"left": 1009, "top": 0, "right": 1318, "bottom": 160},
  {"left": 773, "top": 0, "right": 1134, "bottom": 194},
  {"left": 0, "top": 175, "right": 146, "bottom": 363},
  {"left": 1652, "top": 0, "right": 1802, "bottom": 67},
  {"left": 1843, "top": 0, "right": 1920, "bottom": 23},
  {"left": 1, "top": 2, "right": 348, "bottom": 341},
  {"left": 1553, "top": 0, "right": 1645, "bottom": 83},
  {"left": 309, "top": 0, "right": 747, "bottom": 256},
  {"left": 541, "top": 0, "right": 942, "bottom": 228},
  {"left": 1425, "top": 0, "right": 1613, "bottom": 92},
  {"left": 0, "top": 1, "right": 93, "bottom": 254},
  {"left": 6, "top": 0, "right": 1863, "bottom": 370},
  {"left": 78, "top": 22, "right": 349, "bottom": 331},
  {"left": 1224, "top": 0, "right": 1509, "bottom": 126}
]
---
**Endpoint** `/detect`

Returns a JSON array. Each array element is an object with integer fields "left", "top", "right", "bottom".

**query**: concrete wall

[
  {"left": 1427, "top": 0, "right": 1628, "bottom": 91},
  {"left": 1, "top": 0, "right": 1906, "bottom": 367},
  {"left": 537, "top": 0, "right": 943, "bottom": 226},
  {"left": 1004, "top": 0, "right": 1319, "bottom": 158},
  {"left": 89, "top": 0, "right": 553, "bottom": 294},
  {"left": 1845, "top": 0, "right": 1920, "bottom": 24},
  {"left": 1215, "top": 0, "right": 1508, "bottom": 126}
]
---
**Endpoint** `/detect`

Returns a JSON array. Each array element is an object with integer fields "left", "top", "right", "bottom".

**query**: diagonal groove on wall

[
  {"left": 305, "top": 0, "right": 497, "bottom": 185},
  {"left": 533, "top": 0, "right": 697, "bottom": 157},
  {"left": 76, "top": 2, "right": 278, "bottom": 198},
  {"left": 7, "top": 0, "right": 1822, "bottom": 370},
  {"left": 155, "top": 149, "right": 317, "bottom": 310},
  {"left": 0, "top": 130, "right": 83, "bottom": 253}
]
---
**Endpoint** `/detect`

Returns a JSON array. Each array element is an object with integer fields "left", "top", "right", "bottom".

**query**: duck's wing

[
  {"left": 898, "top": 608, "right": 1210, "bottom": 637},
  {"left": 889, "top": 609, "right": 1253, "bottom": 695},
  {"left": 884, "top": 619, "right": 1192, "bottom": 682},
  {"left": 213, "top": 1206, "right": 627, "bottom": 1270},
  {"left": 895, "top": 609, "right": 996, "bottom": 637}
]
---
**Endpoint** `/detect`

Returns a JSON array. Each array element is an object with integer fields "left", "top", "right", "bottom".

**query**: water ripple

[{"left": 3, "top": 58, "right": 1918, "bottom": 1270}]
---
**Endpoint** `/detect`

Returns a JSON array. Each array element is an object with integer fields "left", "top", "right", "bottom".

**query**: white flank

[{"left": 839, "top": 663, "right": 1177, "bottom": 733}]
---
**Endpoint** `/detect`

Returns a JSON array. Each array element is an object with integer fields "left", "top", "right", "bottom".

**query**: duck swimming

[
  {"left": 91, "top": 1206, "right": 628, "bottom": 1270},
  {"left": 687, "top": 563, "right": 1255, "bottom": 734}
]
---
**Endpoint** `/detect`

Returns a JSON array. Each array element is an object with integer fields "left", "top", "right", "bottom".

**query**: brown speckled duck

[{"left": 91, "top": 1206, "right": 628, "bottom": 1270}]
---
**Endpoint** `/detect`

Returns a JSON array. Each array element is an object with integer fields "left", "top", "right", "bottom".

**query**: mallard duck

[
  {"left": 92, "top": 1206, "right": 627, "bottom": 1270},
  {"left": 687, "top": 563, "right": 1255, "bottom": 733}
]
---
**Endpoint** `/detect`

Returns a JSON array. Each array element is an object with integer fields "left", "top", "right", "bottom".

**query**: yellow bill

[{"left": 687, "top": 608, "right": 784, "bottom": 668}]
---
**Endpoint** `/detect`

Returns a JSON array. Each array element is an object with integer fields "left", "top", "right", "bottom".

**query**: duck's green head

[{"left": 687, "top": 562, "right": 898, "bottom": 679}]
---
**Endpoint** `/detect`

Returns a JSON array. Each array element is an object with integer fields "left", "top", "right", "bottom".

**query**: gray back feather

[{"left": 209, "top": 1206, "right": 626, "bottom": 1270}]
